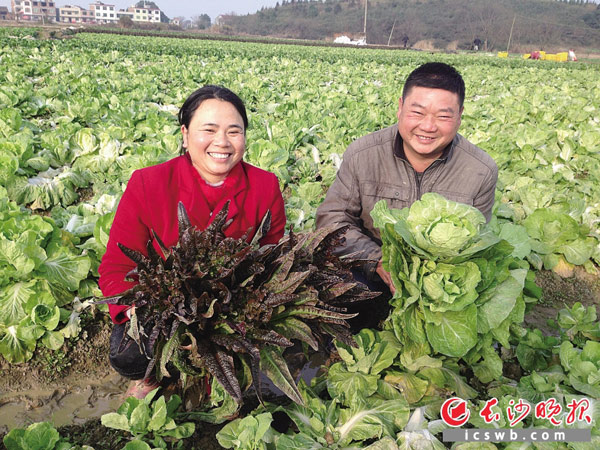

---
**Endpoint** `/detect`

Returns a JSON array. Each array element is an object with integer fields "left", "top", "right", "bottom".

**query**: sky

[{"left": 1, "top": 0, "right": 282, "bottom": 21}]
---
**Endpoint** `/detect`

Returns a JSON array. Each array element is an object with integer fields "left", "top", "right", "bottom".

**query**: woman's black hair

[
  {"left": 178, "top": 85, "right": 248, "bottom": 155},
  {"left": 402, "top": 62, "right": 465, "bottom": 108}
]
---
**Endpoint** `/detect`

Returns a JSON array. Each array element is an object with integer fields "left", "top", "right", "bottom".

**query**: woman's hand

[{"left": 375, "top": 259, "right": 396, "bottom": 295}]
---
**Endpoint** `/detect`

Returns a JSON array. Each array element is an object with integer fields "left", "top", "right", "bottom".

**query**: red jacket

[{"left": 99, "top": 154, "right": 286, "bottom": 324}]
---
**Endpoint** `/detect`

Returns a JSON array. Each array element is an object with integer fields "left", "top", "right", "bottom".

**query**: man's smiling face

[{"left": 397, "top": 86, "right": 463, "bottom": 165}]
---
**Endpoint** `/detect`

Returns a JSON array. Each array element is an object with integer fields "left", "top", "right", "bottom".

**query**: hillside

[{"left": 220, "top": 0, "right": 600, "bottom": 52}]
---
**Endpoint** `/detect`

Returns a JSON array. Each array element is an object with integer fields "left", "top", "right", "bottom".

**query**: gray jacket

[{"left": 315, "top": 125, "right": 498, "bottom": 277}]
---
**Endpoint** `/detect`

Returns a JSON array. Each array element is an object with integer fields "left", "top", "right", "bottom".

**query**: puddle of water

[{"left": 0, "top": 372, "right": 127, "bottom": 433}]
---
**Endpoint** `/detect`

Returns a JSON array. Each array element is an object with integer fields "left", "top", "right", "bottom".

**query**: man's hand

[{"left": 376, "top": 260, "right": 396, "bottom": 295}]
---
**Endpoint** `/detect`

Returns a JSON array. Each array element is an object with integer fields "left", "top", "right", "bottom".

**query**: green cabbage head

[{"left": 372, "top": 193, "right": 499, "bottom": 261}]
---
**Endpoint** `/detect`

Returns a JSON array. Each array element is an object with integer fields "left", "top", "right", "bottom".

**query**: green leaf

[
  {"left": 581, "top": 340, "right": 600, "bottom": 362},
  {"left": 31, "top": 304, "right": 61, "bottom": 331},
  {"left": 424, "top": 304, "right": 478, "bottom": 357},
  {"left": 472, "top": 342, "right": 503, "bottom": 383},
  {"left": 337, "top": 397, "right": 409, "bottom": 444},
  {"left": 327, "top": 362, "right": 379, "bottom": 406},
  {"left": 148, "top": 396, "right": 167, "bottom": 432},
  {"left": 122, "top": 440, "right": 152, "bottom": 450},
  {"left": 438, "top": 367, "right": 478, "bottom": 400},
  {"left": 400, "top": 304, "right": 428, "bottom": 346},
  {"left": 216, "top": 413, "right": 273, "bottom": 450},
  {"left": 117, "top": 396, "right": 141, "bottom": 417},
  {"left": 273, "top": 433, "right": 319, "bottom": 449},
  {"left": 259, "top": 346, "right": 303, "bottom": 405},
  {"left": 396, "top": 430, "right": 446, "bottom": 450},
  {"left": 71, "top": 128, "right": 98, "bottom": 157},
  {"left": 93, "top": 211, "right": 115, "bottom": 251},
  {"left": 36, "top": 247, "right": 91, "bottom": 291},
  {"left": 296, "top": 182, "right": 323, "bottom": 205},
  {"left": 59, "top": 310, "right": 82, "bottom": 339},
  {"left": 41, "top": 330, "right": 64, "bottom": 351},
  {"left": 477, "top": 275, "right": 522, "bottom": 333},
  {"left": 421, "top": 261, "right": 481, "bottom": 313},
  {"left": 4, "top": 422, "right": 61, "bottom": 450},
  {"left": 101, "top": 412, "right": 131, "bottom": 432},
  {"left": 335, "top": 329, "right": 401, "bottom": 376},
  {"left": 0, "top": 235, "right": 45, "bottom": 280},
  {"left": 365, "top": 436, "right": 399, "bottom": 450},
  {"left": 371, "top": 199, "right": 405, "bottom": 229},
  {"left": 498, "top": 223, "right": 531, "bottom": 259},
  {"left": 273, "top": 318, "right": 319, "bottom": 351},
  {"left": 559, "top": 237, "right": 595, "bottom": 266},
  {"left": 7, "top": 167, "right": 87, "bottom": 210},
  {"left": 161, "top": 422, "right": 195, "bottom": 439},
  {"left": 0, "top": 153, "right": 19, "bottom": 185},
  {"left": 375, "top": 194, "right": 499, "bottom": 261},
  {"left": 22, "top": 422, "right": 60, "bottom": 450},
  {"left": 129, "top": 402, "right": 151, "bottom": 435},
  {"left": 523, "top": 209, "right": 591, "bottom": 267},
  {"left": 384, "top": 371, "right": 430, "bottom": 405},
  {"left": 517, "top": 330, "right": 556, "bottom": 372},
  {"left": 165, "top": 394, "right": 182, "bottom": 417},
  {"left": 0, "top": 280, "right": 37, "bottom": 326},
  {"left": 0, "top": 324, "right": 37, "bottom": 363},
  {"left": 2, "top": 428, "right": 26, "bottom": 450}
]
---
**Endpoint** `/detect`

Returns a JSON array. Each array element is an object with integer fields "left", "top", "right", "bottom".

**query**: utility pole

[
  {"left": 363, "top": 0, "right": 368, "bottom": 42},
  {"left": 506, "top": 15, "right": 516, "bottom": 55},
  {"left": 387, "top": 18, "right": 397, "bottom": 46}
]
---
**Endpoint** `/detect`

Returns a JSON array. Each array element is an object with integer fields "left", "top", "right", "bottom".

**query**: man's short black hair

[{"left": 402, "top": 62, "right": 465, "bottom": 108}]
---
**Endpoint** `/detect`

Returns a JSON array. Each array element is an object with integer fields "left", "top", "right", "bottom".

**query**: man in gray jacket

[{"left": 316, "top": 62, "right": 498, "bottom": 306}]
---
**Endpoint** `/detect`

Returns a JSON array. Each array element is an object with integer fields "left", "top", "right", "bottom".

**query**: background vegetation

[{"left": 220, "top": 0, "right": 600, "bottom": 51}]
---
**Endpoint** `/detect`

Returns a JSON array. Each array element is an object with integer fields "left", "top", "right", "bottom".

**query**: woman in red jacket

[{"left": 99, "top": 85, "right": 286, "bottom": 398}]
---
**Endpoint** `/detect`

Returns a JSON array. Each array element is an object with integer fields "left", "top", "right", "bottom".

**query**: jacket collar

[
  {"left": 177, "top": 153, "right": 247, "bottom": 226},
  {"left": 393, "top": 130, "right": 455, "bottom": 163}
]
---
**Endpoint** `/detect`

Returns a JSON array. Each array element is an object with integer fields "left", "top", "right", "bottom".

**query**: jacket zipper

[
  {"left": 414, "top": 169, "right": 421, "bottom": 200},
  {"left": 414, "top": 159, "right": 443, "bottom": 201}
]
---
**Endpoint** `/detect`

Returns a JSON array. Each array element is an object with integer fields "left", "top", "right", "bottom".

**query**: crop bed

[{"left": 0, "top": 28, "right": 599, "bottom": 449}]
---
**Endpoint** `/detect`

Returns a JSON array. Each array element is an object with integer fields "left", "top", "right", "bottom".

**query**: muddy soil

[
  {"left": 525, "top": 266, "right": 600, "bottom": 336},
  {"left": 56, "top": 419, "right": 224, "bottom": 450},
  {"left": 0, "top": 268, "right": 598, "bottom": 448},
  {"left": 0, "top": 309, "right": 224, "bottom": 449},
  {"left": 0, "top": 313, "right": 126, "bottom": 434}
]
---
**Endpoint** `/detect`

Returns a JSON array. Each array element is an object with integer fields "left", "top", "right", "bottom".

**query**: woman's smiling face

[{"left": 182, "top": 98, "right": 246, "bottom": 184}]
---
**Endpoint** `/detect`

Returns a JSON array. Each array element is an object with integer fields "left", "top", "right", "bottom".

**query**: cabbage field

[{"left": 1, "top": 28, "right": 600, "bottom": 449}]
